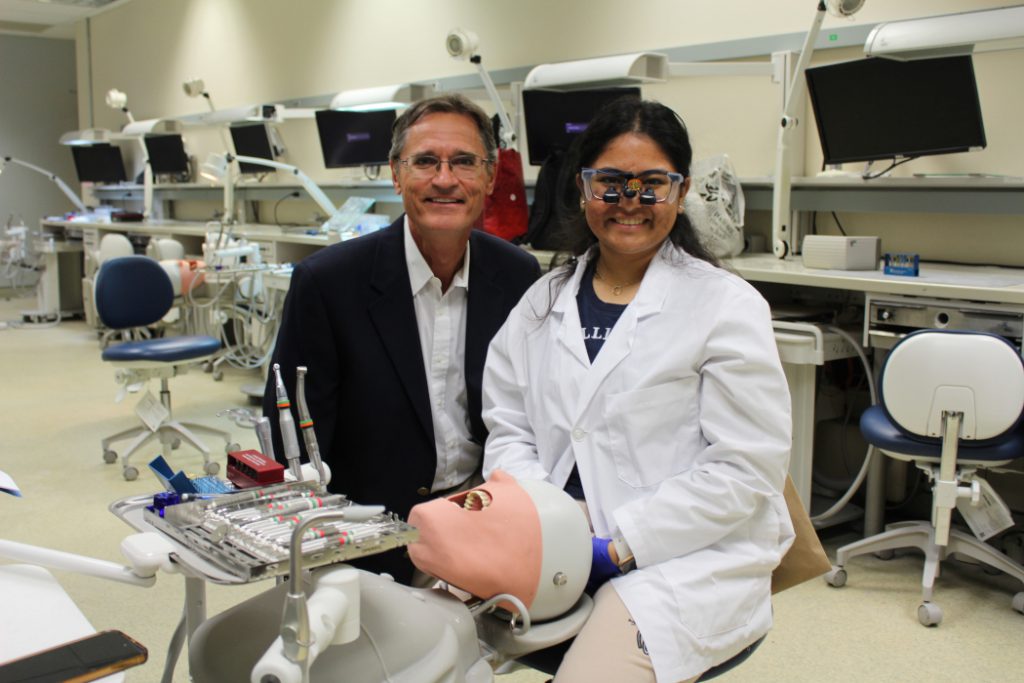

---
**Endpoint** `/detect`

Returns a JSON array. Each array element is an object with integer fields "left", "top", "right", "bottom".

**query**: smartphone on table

[{"left": 0, "top": 629, "right": 147, "bottom": 683}]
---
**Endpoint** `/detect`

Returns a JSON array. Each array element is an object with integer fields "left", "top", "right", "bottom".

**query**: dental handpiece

[
  {"left": 295, "top": 366, "right": 327, "bottom": 486},
  {"left": 272, "top": 363, "right": 303, "bottom": 481},
  {"left": 254, "top": 415, "right": 275, "bottom": 461}
]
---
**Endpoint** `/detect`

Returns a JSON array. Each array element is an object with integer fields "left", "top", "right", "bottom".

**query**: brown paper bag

[{"left": 771, "top": 475, "right": 832, "bottom": 594}]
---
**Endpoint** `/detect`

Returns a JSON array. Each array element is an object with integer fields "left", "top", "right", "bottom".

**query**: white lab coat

[{"left": 482, "top": 242, "right": 795, "bottom": 682}]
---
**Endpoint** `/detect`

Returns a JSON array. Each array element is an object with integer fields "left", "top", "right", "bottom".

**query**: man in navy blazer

[{"left": 264, "top": 94, "right": 541, "bottom": 583}]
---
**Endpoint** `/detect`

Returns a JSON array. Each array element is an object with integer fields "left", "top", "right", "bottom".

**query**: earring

[
  {"left": 677, "top": 202, "right": 685, "bottom": 214},
  {"left": 580, "top": 198, "right": 586, "bottom": 211}
]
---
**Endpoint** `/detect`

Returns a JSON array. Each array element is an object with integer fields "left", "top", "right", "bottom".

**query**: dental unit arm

[
  {"left": 1, "top": 156, "right": 88, "bottom": 214},
  {"left": 0, "top": 532, "right": 176, "bottom": 588},
  {"left": 212, "top": 153, "right": 345, "bottom": 232}
]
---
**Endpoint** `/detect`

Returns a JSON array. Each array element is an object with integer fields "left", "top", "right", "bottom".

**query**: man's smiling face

[{"left": 390, "top": 112, "right": 495, "bottom": 241}]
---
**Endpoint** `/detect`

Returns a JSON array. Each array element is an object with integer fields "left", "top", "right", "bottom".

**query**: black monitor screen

[
  {"left": 70, "top": 144, "right": 127, "bottom": 183},
  {"left": 522, "top": 87, "right": 641, "bottom": 166},
  {"left": 229, "top": 123, "right": 275, "bottom": 174},
  {"left": 805, "top": 55, "right": 987, "bottom": 166},
  {"left": 143, "top": 134, "right": 189, "bottom": 175},
  {"left": 315, "top": 109, "right": 396, "bottom": 168}
]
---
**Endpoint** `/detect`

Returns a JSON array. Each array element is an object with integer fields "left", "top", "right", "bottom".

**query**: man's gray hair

[{"left": 389, "top": 93, "right": 497, "bottom": 162}]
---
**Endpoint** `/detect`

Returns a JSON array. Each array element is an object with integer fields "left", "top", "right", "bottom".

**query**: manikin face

[
  {"left": 580, "top": 132, "right": 690, "bottom": 263},
  {"left": 390, "top": 112, "right": 496, "bottom": 242}
]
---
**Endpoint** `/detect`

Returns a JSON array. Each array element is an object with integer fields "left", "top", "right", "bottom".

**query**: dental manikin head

[
  {"left": 159, "top": 259, "right": 206, "bottom": 297},
  {"left": 407, "top": 470, "right": 591, "bottom": 621}
]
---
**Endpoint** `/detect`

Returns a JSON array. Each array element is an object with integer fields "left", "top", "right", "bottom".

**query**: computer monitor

[
  {"left": 143, "top": 134, "right": 189, "bottom": 176},
  {"left": 229, "top": 123, "right": 276, "bottom": 174},
  {"left": 315, "top": 109, "right": 396, "bottom": 168},
  {"left": 522, "top": 87, "right": 641, "bottom": 166},
  {"left": 70, "top": 144, "right": 127, "bottom": 184},
  {"left": 805, "top": 55, "right": 987, "bottom": 166}
]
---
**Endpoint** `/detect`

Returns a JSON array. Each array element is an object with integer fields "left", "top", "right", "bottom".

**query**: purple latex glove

[{"left": 587, "top": 536, "right": 620, "bottom": 594}]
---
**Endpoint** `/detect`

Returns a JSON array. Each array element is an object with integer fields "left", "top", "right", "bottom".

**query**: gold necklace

[{"left": 594, "top": 267, "right": 641, "bottom": 296}]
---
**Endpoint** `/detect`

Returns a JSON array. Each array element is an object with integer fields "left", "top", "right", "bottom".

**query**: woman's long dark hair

[
  {"left": 533, "top": 98, "right": 719, "bottom": 317},
  {"left": 558, "top": 96, "right": 717, "bottom": 265}
]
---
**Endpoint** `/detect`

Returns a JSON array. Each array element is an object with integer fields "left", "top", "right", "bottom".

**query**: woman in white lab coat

[{"left": 482, "top": 98, "right": 794, "bottom": 683}]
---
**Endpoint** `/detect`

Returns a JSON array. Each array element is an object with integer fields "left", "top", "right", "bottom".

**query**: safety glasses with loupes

[{"left": 580, "top": 167, "right": 686, "bottom": 206}]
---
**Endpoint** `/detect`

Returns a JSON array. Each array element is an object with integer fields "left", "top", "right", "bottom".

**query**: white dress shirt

[{"left": 404, "top": 221, "right": 480, "bottom": 492}]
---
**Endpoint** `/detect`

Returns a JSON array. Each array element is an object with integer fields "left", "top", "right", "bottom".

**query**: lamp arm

[
  {"left": 232, "top": 155, "right": 338, "bottom": 224},
  {"left": 3, "top": 156, "right": 88, "bottom": 213},
  {"left": 771, "top": 1, "right": 828, "bottom": 258},
  {"left": 470, "top": 56, "right": 516, "bottom": 149},
  {"left": 195, "top": 88, "right": 236, "bottom": 153}
]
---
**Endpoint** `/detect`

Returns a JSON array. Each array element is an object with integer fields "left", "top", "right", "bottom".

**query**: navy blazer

[{"left": 263, "top": 217, "right": 541, "bottom": 582}]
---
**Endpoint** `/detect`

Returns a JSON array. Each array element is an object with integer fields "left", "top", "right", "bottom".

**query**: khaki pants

[{"left": 553, "top": 582, "right": 699, "bottom": 683}]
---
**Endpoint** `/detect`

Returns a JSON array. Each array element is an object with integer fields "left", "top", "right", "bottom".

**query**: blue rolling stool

[{"left": 95, "top": 255, "right": 235, "bottom": 480}]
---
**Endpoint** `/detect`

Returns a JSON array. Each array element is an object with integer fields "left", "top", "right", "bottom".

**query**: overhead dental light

[
  {"left": 1, "top": 155, "right": 88, "bottom": 213},
  {"left": 771, "top": 0, "right": 865, "bottom": 259},
  {"left": 523, "top": 52, "right": 669, "bottom": 91},
  {"left": 865, "top": 5, "right": 1024, "bottom": 61},
  {"left": 329, "top": 83, "right": 433, "bottom": 112},
  {"left": 200, "top": 152, "right": 345, "bottom": 232}
]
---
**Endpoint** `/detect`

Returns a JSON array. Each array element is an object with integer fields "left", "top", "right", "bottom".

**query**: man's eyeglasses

[
  {"left": 580, "top": 167, "right": 686, "bottom": 205},
  {"left": 397, "top": 153, "right": 492, "bottom": 179}
]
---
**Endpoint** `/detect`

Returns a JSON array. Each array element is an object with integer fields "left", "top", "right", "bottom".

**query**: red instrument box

[{"left": 227, "top": 449, "right": 285, "bottom": 488}]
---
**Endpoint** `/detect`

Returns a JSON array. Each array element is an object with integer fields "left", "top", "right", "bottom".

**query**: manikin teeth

[{"left": 463, "top": 490, "right": 492, "bottom": 510}]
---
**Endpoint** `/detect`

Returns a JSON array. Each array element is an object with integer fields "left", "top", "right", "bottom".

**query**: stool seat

[
  {"left": 102, "top": 335, "right": 221, "bottom": 363},
  {"left": 860, "top": 405, "right": 1024, "bottom": 464}
]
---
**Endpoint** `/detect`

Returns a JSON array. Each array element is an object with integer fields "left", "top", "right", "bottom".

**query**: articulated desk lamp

[
  {"left": 445, "top": 28, "right": 516, "bottom": 150},
  {"left": 105, "top": 89, "right": 155, "bottom": 220},
  {"left": 182, "top": 77, "right": 236, "bottom": 155},
  {"left": 770, "top": 0, "right": 865, "bottom": 258},
  {"left": 446, "top": 28, "right": 531, "bottom": 240},
  {"left": 0, "top": 155, "right": 88, "bottom": 214}
]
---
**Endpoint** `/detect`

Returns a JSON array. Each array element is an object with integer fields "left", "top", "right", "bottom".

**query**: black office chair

[
  {"left": 95, "top": 255, "right": 234, "bottom": 480},
  {"left": 826, "top": 329, "right": 1024, "bottom": 626}
]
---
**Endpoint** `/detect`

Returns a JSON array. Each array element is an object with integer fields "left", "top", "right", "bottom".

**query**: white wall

[
  {"left": 73, "top": 0, "right": 1024, "bottom": 264},
  {"left": 0, "top": 34, "right": 78, "bottom": 229}
]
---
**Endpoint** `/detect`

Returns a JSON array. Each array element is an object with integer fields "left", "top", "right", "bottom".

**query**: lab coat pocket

[
  {"left": 668, "top": 564, "right": 767, "bottom": 639},
  {"left": 605, "top": 378, "right": 700, "bottom": 488}
]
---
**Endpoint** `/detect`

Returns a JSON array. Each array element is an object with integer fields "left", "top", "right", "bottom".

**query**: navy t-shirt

[{"left": 564, "top": 262, "right": 627, "bottom": 499}]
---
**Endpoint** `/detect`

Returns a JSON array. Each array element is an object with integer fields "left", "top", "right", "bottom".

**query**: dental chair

[
  {"left": 187, "top": 474, "right": 594, "bottom": 682},
  {"left": 95, "top": 255, "right": 234, "bottom": 481},
  {"left": 826, "top": 329, "right": 1024, "bottom": 626}
]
